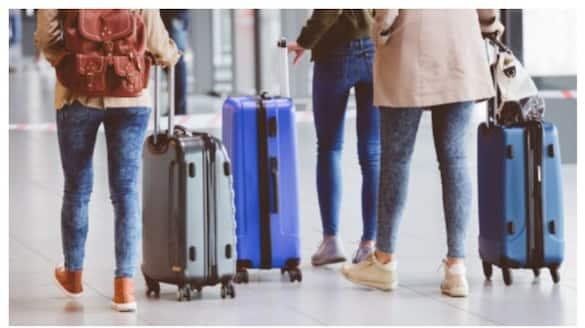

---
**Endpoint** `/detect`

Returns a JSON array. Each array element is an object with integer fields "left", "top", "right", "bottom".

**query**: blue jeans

[
  {"left": 376, "top": 102, "right": 473, "bottom": 258},
  {"left": 57, "top": 102, "right": 151, "bottom": 277},
  {"left": 164, "top": 16, "right": 189, "bottom": 115},
  {"left": 9, "top": 9, "right": 22, "bottom": 46},
  {"left": 312, "top": 38, "right": 380, "bottom": 241}
]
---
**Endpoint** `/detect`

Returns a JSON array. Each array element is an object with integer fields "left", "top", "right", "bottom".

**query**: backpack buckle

[
  {"left": 125, "top": 71, "right": 139, "bottom": 91},
  {"left": 102, "top": 40, "right": 114, "bottom": 54},
  {"left": 85, "top": 72, "right": 95, "bottom": 89}
]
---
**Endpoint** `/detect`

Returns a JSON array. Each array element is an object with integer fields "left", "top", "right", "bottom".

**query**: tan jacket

[
  {"left": 35, "top": 9, "right": 181, "bottom": 110},
  {"left": 371, "top": 9, "right": 501, "bottom": 108}
]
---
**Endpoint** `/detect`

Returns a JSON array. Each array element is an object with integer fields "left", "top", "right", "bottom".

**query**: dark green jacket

[{"left": 296, "top": 9, "right": 373, "bottom": 61}]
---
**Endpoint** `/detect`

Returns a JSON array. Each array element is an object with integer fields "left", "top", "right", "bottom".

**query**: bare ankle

[
  {"left": 446, "top": 257, "right": 464, "bottom": 267},
  {"left": 374, "top": 250, "right": 393, "bottom": 264}
]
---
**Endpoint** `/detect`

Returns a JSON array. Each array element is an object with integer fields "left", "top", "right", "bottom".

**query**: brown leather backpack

[{"left": 55, "top": 9, "right": 152, "bottom": 97}]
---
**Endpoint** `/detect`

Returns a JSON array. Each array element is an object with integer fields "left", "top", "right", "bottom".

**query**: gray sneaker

[
  {"left": 352, "top": 242, "right": 375, "bottom": 264},
  {"left": 311, "top": 236, "right": 347, "bottom": 266}
]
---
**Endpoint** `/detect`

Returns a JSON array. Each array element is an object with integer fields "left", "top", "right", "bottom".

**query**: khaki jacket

[
  {"left": 371, "top": 9, "right": 500, "bottom": 108},
  {"left": 35, "top": 9, "right": 181, "bottom": 110}
]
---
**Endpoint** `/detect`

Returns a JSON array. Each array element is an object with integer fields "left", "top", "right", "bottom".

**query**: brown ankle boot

[
  {"left": 111, "top": 277, "right": 137, "bottom": 312},
  {"left": 54, "top": 266, "right": 83, "bottom": 297}
]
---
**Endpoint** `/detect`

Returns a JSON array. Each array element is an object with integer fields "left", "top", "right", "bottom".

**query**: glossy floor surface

[{"left": 9, "top": 62, "right": 577, "bottom": 325}]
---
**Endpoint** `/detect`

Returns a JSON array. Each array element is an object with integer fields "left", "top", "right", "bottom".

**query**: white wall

[{"left": 523, "top": 9, "right": 577, "bottom": 76}]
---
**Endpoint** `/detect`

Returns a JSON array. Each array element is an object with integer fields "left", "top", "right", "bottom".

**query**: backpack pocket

[
  {"left": 75, "top": 54, "right": 107, "bottom": 93},
  {"left": 112, "top": 54, "right": 152, "bottom": 95}
]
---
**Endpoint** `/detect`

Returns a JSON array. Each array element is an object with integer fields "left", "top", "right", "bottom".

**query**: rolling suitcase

[
  {"left": 222, "top": 38, "right": 302, "bottom": 283},
  {"left": 141, "top": 65, "right": 237, "bottom": 300},
  {"left": 477, "top": 37, "right": 564, "bottom": 285}
]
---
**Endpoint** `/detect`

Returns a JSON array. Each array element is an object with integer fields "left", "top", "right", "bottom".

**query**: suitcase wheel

[
  {"left": 287, "top": 268, "right": 302, "bottom": 283},
  {"left": 549, "top": 266, "right": 560, "bottom": 284},
  {"left": 281, "top": 260, "right": 302, "bottom": 283},
  {"left": 482, "top": 261, "right": 493, "bottom": 280},
  {"left": 502, "top": 267, "right": 513, "bottom": 286},
  {"left": 190, "top": 283, "right": 202, "bottom": 293},
  {"left": 533, "top": 268, "right": 541, "bottom": 278},
  {"left": 233, "top": 269, "right": 249, "bottom": 284},
  {"left": 143, "top": 272, "right": 160, "bottom": 298},
  {"left": 220, "top": 282, "right": 235, "bottom": 299},
  {"left": 177, "top": 285, "right": 192, "bottom": 302}
]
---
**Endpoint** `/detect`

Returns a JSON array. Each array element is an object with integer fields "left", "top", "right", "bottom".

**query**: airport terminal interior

[{"left": 9, "top": 9, "right": 577, "bottom": 325}]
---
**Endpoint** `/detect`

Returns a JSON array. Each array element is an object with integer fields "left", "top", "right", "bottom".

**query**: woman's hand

[
  {"left": 287, "top": 42, "right": 306, "bottom": 65},
  {"left": 478, "top": 10, "right": 505, "bottom": 40}
]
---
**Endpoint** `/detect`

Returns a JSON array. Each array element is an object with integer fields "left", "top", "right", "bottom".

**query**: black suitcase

[{"left": 141, "top": 66, "right": 237, "bottom": 301}]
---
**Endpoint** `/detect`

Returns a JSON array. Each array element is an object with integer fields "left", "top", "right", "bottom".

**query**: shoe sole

[
  {"left": 312, "top": 256, "right": 347, "bottom": 266},
  {"left": 111, "top": 301, "right": 137, "bottom": 312},
  {"left": 54, "top": 275, "right": 83, "bottom": 299},
  {"left": 441, "top": 287, "right": 468, "bottom": 297},
  {"left": 342, "top": 271, "right": 398, "bottom": 292}
]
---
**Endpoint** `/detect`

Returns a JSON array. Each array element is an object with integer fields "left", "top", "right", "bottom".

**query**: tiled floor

[{"left": 9, "top": 62, "right": 577, "bottom": 325}]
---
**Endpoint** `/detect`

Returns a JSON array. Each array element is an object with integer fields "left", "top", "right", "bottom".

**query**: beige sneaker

[
  {"left": 341, "top": 253, "right": 398, "bottom": 291},
  {"left": 440, "top": 261, "right": 469, "bottom": 297}
]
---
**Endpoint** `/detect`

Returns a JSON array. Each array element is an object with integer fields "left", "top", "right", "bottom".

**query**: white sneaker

[
  {"left": 341, "top": 253, "right": 398, "bottom": 291},
  {"left": 440, "top": 260, "right": 469, "bottom": 297}
]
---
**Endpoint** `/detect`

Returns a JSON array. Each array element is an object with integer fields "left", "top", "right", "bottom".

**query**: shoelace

[{"left": 364, "top": 253, "right": 376, "bottom": 265}]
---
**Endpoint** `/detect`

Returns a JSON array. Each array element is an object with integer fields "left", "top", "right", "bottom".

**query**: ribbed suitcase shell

[
  {"left": 477, "top": 122, "right": 564, "bottom": 269},
  {"left": 141, "top": 130, "right": 236, "bottom": 298},
  {"left": 222, "top": 96, "right": 301, "bottom": 273}
]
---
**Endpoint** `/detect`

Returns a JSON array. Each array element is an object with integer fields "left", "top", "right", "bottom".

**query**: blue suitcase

[
  {"left": 222, "top": 94, "right": 302, "bottom": 283},
  {"left": 478, "top": 121, "right": 564, "bottom": 285},
  {"left": 477, "top": 38, "right": 564, "bottom": 285}
]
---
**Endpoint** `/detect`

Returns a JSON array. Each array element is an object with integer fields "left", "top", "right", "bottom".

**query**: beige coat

[
  {"left": 35, "top": 9, "right": 181, "bottom": 110},
  {"left": 371, "top": 9, "right": 501, "bottom": 108}
]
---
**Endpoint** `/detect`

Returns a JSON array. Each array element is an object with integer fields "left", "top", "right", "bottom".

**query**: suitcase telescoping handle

[
  {"left": 153, "top": 64, "right": 176, "bottom": 145},
  {"left": 277, "top": 37, "right": 291, "bottom": 98}
]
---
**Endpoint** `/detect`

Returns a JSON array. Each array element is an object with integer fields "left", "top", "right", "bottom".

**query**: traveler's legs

[
  {"left": 311, "top": 56, "right": 351, "bottom": 265},
  {"left": 342, "top": 107, "right": 422, "bottom": 290},
  {"left": 104, "top": 107, "right": 151, "bottom": 311},
  {"left": 431, "top": 102, "right": 473, "bottom": 297},
  {"left": 353, "top": 79, "right": 380, "bottom": 262},
  {"left": 375, "top": 108, "right": 422, "bottom": 257},
  {"left": 55, "top": 102, "right": 103, "bottom": 297}
]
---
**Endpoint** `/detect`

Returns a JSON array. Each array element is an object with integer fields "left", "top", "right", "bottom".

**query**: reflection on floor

[{"left": 9, "top": 62, "right": 576, "bottom": 325}]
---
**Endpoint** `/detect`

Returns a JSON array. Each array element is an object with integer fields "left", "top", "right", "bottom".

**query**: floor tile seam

[
  {"left": 10, "top": 236, "right": 55, "bottom": 266},
  {"left": 9, "top": 236, "right": 136, "bottom": 316},
  {"left": 10, "top": 238, "right": 112, "bottom": 300},
  {"left": 396, "top": 282, "right": 502, "bottom": 325},
  {"left": 285, "top": 303, "right": 330, "bottom": 325},
  {"left": 8, "top": 240, "right": 132, "bottom": 320}
]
